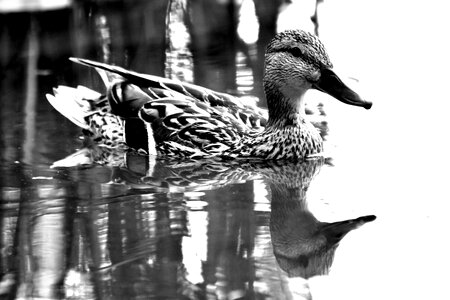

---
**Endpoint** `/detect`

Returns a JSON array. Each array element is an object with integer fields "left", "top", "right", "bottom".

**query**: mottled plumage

[{"left": 47, "top": 29, "right": 371, "bottom": 160}]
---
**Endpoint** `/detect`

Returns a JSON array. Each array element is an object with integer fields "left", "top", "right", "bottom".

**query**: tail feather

[
  {"left": 46, "top": 85, "right": 101, "bottom": 129},
  {"left": 69, "top": 57, "right": 210, "bottom": 96},
  {"left": 70, "top": 57, "right": 165, "bottom": 88},
  {"left": 50, "top": 147, "right": 94, "bottom": 168}
]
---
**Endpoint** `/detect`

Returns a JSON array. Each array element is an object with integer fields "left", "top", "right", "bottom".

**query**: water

[{"left": 2, "top": 1, "right": 450, "bottom": 299}]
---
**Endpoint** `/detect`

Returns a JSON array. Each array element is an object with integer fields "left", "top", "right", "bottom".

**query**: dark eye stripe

[
  {"left": 289, "top": 47, "right": 303, "bottom": 58},
  {"left": 282, "top": 47, "right": 320, "bottom": 67}
]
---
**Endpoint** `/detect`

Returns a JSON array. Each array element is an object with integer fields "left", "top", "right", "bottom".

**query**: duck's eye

[{"left": 290, "top": 47, "right": 303, "bottom": 58}]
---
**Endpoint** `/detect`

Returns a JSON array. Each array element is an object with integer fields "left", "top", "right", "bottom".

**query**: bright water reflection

[{"left": 0, "top": 156, "right": 375, "bottom": 299}]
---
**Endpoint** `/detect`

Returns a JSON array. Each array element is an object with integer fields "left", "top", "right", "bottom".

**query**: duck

[{"left": 46, "top": 29, "right": 372, "bottom": 160}]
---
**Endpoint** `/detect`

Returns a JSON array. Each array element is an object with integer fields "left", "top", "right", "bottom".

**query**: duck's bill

[{"left": 313, "top": 69, "right": 372, "bottom": 109}]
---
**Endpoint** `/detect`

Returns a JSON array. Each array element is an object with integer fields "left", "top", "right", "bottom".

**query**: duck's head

[{"left": 264, "top": 30, "right": 372, "bottom": 123}]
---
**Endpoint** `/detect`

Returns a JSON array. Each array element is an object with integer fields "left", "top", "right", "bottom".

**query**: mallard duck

[{"left": 47, "top": 29, "right": 371, "bottom": 160}]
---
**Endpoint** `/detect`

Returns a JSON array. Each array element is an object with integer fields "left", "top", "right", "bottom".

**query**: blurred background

[
  {"left": 0, "top": 0, "right": 322, "bottom": 165},
  {"left": 1, "top": 0, "right": 450, "bottom": 299}
]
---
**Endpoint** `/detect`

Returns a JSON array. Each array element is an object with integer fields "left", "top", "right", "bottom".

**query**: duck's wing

[
  {"left": 70, "top": 57, "right": 267, "bottom": 125},
  {"left": 71, "top": 58, "right": 268, "bottom": 156}
]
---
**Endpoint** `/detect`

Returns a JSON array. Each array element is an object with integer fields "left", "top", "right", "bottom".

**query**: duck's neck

[{"left": 265, "top": 84, "right": 307, "bottom": 128}]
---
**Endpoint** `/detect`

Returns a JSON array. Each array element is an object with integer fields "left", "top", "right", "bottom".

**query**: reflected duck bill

[{"left": 313, "top": 68, "right": 372, "bottom": 110}]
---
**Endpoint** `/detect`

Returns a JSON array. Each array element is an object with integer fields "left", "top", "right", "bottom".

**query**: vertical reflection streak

[{"left": 22, "top": 17, "right": 38, "bottom": 165}]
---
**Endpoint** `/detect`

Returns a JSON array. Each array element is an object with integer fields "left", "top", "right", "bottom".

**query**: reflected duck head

[
  {"left": 264, "top": 30, "right": 372, "bottom": 123},
  {"left": 271, "top": 213, "right": 376, "bottom": 279}
]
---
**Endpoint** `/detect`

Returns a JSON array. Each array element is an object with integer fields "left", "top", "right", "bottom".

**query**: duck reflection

[
  {"left": 57, "top": 152, "right": 376, "bottom": 281},
  {"left": 270, "top": 192, "right": 375, "bottom": 278},
  {"left": 246, "top": 157, "right": 376, "bottom": 279}
]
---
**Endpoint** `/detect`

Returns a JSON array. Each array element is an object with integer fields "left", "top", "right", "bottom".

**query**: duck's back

[
  {"left": 49, "top": 58, "right": 268, "bottom": 158},
  {"left": 114, "top": 81, "right": 267, "bottom": 157}
]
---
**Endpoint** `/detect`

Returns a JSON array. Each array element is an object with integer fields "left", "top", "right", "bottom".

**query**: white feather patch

[
  {"left": 146, "top": 123, "right": 157, "bottom": 156},
  {"left": 46, "top": 86, "right": 89, "bottom": 129}
]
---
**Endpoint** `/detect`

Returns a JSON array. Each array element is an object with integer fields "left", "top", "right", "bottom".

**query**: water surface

[{"left": 2, "top": 1, "right": 450, "bottom": 299}]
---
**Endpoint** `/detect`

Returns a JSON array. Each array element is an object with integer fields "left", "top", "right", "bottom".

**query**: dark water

[{"left": 2, "top": 1, "right": 450, "bottom": 299}]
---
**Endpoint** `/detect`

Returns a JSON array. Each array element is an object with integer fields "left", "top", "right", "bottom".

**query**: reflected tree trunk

[
  {"left": 189, "top": 0, "right": 238, "bottom": 92},
  {"left": 0, "top": 9, "right": 80, "bottom": 165},
  {"left": 205, "top": 182, "right": 256, "bottom": 298},
  {"left": 253, "top": 0, "right": 284, "bottom": 107},
  {"left": 73, "top": 0, "right": 168, "bottom": 76}
]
